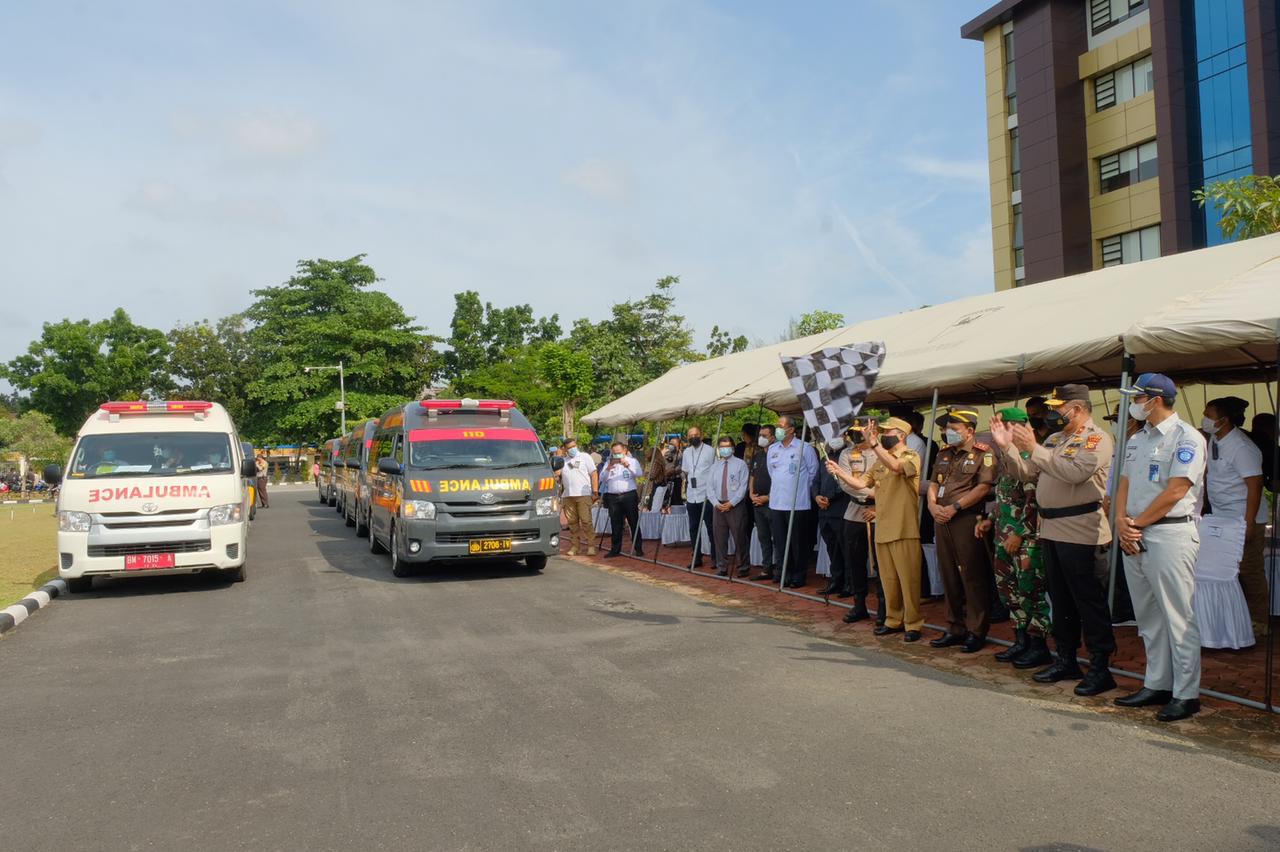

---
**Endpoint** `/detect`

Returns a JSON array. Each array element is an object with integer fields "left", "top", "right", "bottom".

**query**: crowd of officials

[{"left": 552, "top": 374, "right": 1276, "bottom": 723}]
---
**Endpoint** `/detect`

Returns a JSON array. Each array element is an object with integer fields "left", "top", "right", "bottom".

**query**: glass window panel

[
  {"left": 1230, "top": 66, "right": 1251, "bottom": 150},
  {"left": 1135, "top": 56, "right": 1153, "bottom": 96},
  {"left": 1119, "top": 148, "right": 1138, "bottom": 172},
  {"left": 1116, "top": 65, "right": 1134, "bottom": 101},
  {"left": 1214, "top": 73, "right": 1234, "bottom": 156},
  {"left": 1121, "top": 230, "right": 1140, "bottom": 261},
  {"left": 1139, "top": 226, "right": 1160, "bottom": 260}
]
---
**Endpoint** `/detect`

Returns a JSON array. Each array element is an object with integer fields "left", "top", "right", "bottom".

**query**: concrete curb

[{"left": 1, "top": 579, "right": 68, "bottom": 635}]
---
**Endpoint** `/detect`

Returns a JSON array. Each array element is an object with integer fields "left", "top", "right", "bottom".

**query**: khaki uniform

[
  {"left": 932, "top": 441, "right": 996, "bottom": 637},
  {"left": 837, "top": 445, "right": 881, "bottom": 606},
  {"left": 863, "top": 448, "right": 923, "bottom": 631},
  {"left": 1005, "top": 419, "right": 1116, "bottom": 657}
]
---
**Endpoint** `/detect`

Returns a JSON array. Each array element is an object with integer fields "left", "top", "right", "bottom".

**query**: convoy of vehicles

[
  {"left": 317, "top": 437, "right": 341, "bottom": 506},
  {"left": 338, "top": 418, "right": 380, "bottom": 536},
  {"left": 44, "top": 400, "right": 254, "bottom": 592}
]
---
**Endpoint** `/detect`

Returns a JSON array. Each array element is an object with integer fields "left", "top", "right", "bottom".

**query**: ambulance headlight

[
  {"left": 535, "top": 496, "right": 559, "bottom": 517},
  {"left": 209, "top": 503, "right": 244, "bottom": 526},
  {"left": 58, "top": 511, "right": 91, "bottom": 532},
  {"left": 403, "top": 500, "right": 436, "bottom": 520}
]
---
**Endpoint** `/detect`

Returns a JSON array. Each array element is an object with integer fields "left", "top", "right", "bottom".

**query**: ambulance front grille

[
  {"left": 435, "top": 529, "right": 540, "bottom": 545},
  {"left": 88, "top": 540, "right": 212, "bottom": 557}
]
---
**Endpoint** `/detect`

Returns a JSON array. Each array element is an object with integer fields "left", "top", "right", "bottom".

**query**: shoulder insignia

[
  {"left": 974, "top": 442, "right": 990, "bottom": 452},
  {"left": 1175, "top": 441, "right": 1197, "bottom": 464},
  {"left": 1045, "top": 435, "right": 1063, "bottom": 448},
  {"left": 983, "top": 454, "right": 993, "bottom": 467},
  {"left": 1084, "top": 434, "right": 1102, "bottom": 450}
]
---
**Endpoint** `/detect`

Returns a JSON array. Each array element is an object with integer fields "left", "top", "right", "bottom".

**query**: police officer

[
  {"left": 927, "top": 408, "right": 996, "bottom": 652},
  {"left": 768, "top": 415, "right": 819, "bottom": 589},
  {"left": 979, "top": 407, "right": 1051, "bottom": 668},
  {"left": 1113, "top": 374, "right": 1207, "bottom": 721},
  {"left": 993, "top": 384, "right": 1117, "bottom": 696},
  {"left": 836, "top": 421, "right": 885, "bottom": 622}
]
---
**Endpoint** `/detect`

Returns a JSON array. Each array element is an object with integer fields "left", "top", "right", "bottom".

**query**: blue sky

[{"left": 0, "top": 1, "right": 994, "bottom": 362}]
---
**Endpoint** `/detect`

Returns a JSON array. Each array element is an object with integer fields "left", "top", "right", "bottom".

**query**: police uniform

[
  {"left": 1003, "top": 385, "right": 1116, "bottom": 692},
  {"left": 1121, "top": 391, "right": 1207, "bottom": 703},
  {"left": 837, "top": 441, "right": 881, "bottom": 614},
  {"left": 930, "top": 409, "right": 996, "bottom": 643}
]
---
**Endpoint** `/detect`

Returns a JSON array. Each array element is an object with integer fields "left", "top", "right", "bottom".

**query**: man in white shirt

[
  {"left": 559, "top": 437, "right": 599, "bottom": 557},
  {"left": 768, "top": 415, "right": 819, "bottom": 589},
  {"left": 1114, "top": 374, "right": 1207, "bottom": 722},
  {"left": 681, "top": 426, "right": 717, "bottom": 568},
  {"left": 1201, "top": 396, "right": 1267, "bottom": 640},
  {"left": 601, "top": 441, "right": 644, "bottom": 559},
  {"left": 710, "top": 436, "right": 751, "bottom": 577}
]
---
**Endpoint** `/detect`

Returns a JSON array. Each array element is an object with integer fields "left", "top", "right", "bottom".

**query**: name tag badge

[
  {"left": 788, "top": 460, "right": 798, "bottom": 475},
  {"left": 937, "top": 486, "right": 946, "bottom": 499},
  {"left": 1210, "top": 525, "right": 1223, "bottom": 538},
  {"left": 1148, "top": 463, "right": 1160, "bottom": 483}
]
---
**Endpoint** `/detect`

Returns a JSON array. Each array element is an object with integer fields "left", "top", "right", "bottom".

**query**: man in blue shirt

[{"left": 768, "top": 415, "right": 819, "bottom": 589}]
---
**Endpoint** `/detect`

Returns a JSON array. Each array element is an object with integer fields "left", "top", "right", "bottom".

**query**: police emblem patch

[{"left": 1176, "top": 446, "right": 1196, "bottom": 463}]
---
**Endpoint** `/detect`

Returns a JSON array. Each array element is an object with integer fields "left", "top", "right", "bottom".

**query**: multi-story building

[{"left": 962, "top": 1, "right": 1280, "bottom": 290}]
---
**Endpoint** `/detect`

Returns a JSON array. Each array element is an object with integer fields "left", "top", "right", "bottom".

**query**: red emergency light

[
  {"left": 419, "top": 399, "right": 515, "bottom": 410},
  {"left": 100, "top": 400, "right": 214, "bottom": 414}
]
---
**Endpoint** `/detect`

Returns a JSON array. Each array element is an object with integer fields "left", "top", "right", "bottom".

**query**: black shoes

[
  {"left": 752, "top": 573, "right": 775, "bottom": 582},
  {"left": 819, "top": 584, "right": 840, "bottom": 596},
  {"left": 1073, "top": 655, "right": 1117, "bottom": 696},
  {"left": 930, "top": 633, "right": 966, "bottom": 649},
  {"left": 1114, "top": 687, "right": 1173, "bottom": 708},
  {"left": 835, "top": 591, "right": 854, "bottom": 599},
  {"left": 737, "top": 567, "right": 750, "bottom": 578},
  {"left": 1032, "top": 653, "right": 1084, "bottom": 683},
  {"left": 960, "top": 633, "right": 986, "bottom": 653},
  {"left": 874, "top": 624, "right": 905, "bottom": 636},
  {"left": 603, "top": 551, "right": 620, "bottom": 559},
  {"left": 1156, "top": 698, "right": 1201, "bottom": 722},
  {"left": 903, "top": 630, "right": 922, "bottom": 643},
  {"left": 715, "top": 569, "right": 729, "bottom": 577},
  {"left": 843, "top": 607, "right": 870, "bottom": 624},
  {"left": 1011, "top": 636, "right": 1053, "bottom": 669},
  {"left": 995, "top": 629, "right": 1028, "bottom": 663},
  {"left": 783, "top": 579, "right": 805, "bottom": 589}
]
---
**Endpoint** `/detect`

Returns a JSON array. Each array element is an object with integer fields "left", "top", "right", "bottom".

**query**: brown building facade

[{"left": 963, "top": 0, "right": 1280, "bottom": 291}]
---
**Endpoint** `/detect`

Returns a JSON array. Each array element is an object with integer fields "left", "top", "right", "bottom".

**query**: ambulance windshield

[
  {"left": 408, "top": 429, "right": 547, "bottom": 470},
  {"left": 69, "top": 433, "right": 235, "bottom": 479}
]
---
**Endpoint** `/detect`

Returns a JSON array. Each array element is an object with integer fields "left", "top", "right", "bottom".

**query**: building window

[
  {"left": 1192, "top": 0, "right": 1252, "bottom": 246},
  {"left": 1094, "top": 55, "right": 1153, "bottom": 111},
  {"left": 1009, "top": 128, "right": 1021, "bottom": 192},
  {"left": 1012, "top": 203, "right": 1024, "bottom": 274},
  {"left": 1090, "top": 0, "right": 1148, "bottom": 37},
  {"left": 1101, "top": 225, "right": 1160, "bottom": 266},
  {"left": 1004, "top": 27, "right": 1017, "bottom": 118},
  {"left": 1099, "top": 141, "right": 1158, "bottom": 193}
]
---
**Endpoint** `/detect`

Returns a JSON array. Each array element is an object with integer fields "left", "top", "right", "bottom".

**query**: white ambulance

[{"left": 45, "top": 400, "right": 255, "bottom": 592}]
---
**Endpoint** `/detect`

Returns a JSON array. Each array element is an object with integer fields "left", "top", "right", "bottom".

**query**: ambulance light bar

[
  {"left": 100, "top": 400, "right": 214, "bottom": 420},
  {"left": 419, "top": 399, "right": 515, "bottom": 410}
]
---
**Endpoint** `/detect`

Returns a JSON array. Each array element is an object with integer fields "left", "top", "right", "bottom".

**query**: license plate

[
  {"left": 124, "top": 552, "right": 176, "bottom": 571},
  {"left": 468, "top": 538, "right": 512, "bottom": 555}
]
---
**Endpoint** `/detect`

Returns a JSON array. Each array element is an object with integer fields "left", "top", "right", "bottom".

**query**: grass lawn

[{"left": 0, "top": 505, "right": 58, "bottom": 607}]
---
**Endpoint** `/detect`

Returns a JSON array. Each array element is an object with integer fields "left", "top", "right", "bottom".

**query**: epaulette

[{"left": 974, "top": 442, "right": 991, "bottom": 452}]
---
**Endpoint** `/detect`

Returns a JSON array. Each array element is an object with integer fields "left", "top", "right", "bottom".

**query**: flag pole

[{"left": 778, "top": 421, "right": 809, "bottom": 591}]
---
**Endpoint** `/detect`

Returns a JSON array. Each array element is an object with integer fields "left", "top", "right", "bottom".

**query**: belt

[
  {"left": 1151, "top": 515, "right": 1193, "bottom": 526},
  {"left": 1039, "top": 501, "right": 1100, "bottom": 520},
  {"left": 853, "top": 498, "right": 875, "bottom": 506}
]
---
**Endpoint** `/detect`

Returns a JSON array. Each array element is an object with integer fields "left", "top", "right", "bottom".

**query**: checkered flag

[{"left": 779, "top": 342, "right": 886, "bottom": 445}]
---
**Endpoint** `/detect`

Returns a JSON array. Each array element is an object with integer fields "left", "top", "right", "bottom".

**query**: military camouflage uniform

[{"left": 991, "top": 465, "right": 1050, "bottom": 637}]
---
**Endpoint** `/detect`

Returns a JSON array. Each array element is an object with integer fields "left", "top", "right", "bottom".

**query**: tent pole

[
  {"left": 1014, "top": 354, "right": 1026, "bottom": 401},
  {"left": 632, "top": 421, "right": 657, "bottom": 557},
  {"left": 919, "top": 389, "right": 940, "bottom": 532},
  {"left": 1107, "top": 352, "right": 1134, "bottom": 612},
  {"left": 1266, "top": 324, "right": 1280, "bottom": 712},
  {"left": 778, "top": 421, "right": 809, "bottom": 591}
]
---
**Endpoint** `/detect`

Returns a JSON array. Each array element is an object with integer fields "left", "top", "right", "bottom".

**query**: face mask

[
  {"left": 612, "top": 452, "right": 624, "bottom": 460},
  {"left": 944, "top": 428, "right": 964, "bottom": 446},
  {"left": 757, "top": 436, "right": 770, "bottom": 448},
  {"left": 717, "top": 447, "right": 733, "bottom": 458},
  {"left": 828, "top": 437, "right": 844, "bottom": 452},
  {"left": 568, "top": 447, "right": 579, "bottom": 458},
  {"left": 880, "top": 435, "right": 900, "bottom": 450},
  {"left": 1028, "top": 416, "right": 1047, "bottom": 432},
  {"left": 848, "top": 429, "right": 864, "bottom": 445},
  {"left": 102, "top": 450, "right": 116, "bottom": 461},
  {"left": 1044, "top": 410, "right": 1066, "bottom": 431},
  {"left": 1201, "top": 416, "right": 1221, "bottom": 434},
  {"left": 777, "top": 430, "right": 790, "bottom": 442},
  {"left": 1129, "top": 400, "right": 1152, "bottom": 422},
  {"left": 689, "top": 436, "right": 702, "bottom": 447}
]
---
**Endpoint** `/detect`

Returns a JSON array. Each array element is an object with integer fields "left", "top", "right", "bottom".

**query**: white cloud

[
  {"left": 562, "top": 158, "right": 631, "bottom": 202},
  {"left": 228, "top": 111, "right": 324, "bottom": 162},
  {"left": 904, "top": 155, "right": 990, "bottom": 184},
  {"left": 128, "top": 179, "right": 286, "bottom": 228}
]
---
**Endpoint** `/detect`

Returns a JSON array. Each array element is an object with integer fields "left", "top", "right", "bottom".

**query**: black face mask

[
  {"left": 848, "top": 429, "right": 864, "bottom": 444},
  {"left": 1029, "top": 416, "right": 1047, "bottom": 432},
  {"left": 689, "top": 437, "right": 702, "bottom": 447},
  {"left": 880, "top": 435, "right": 900, "bottom": 450},
  {"left": 1044, "top": 411, "right": 1066, "bottom": 431}
]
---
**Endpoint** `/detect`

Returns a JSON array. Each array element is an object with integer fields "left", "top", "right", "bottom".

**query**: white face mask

[
  {"left": 944, "top": 428, "right": 964, "bottom": 446},
  {"left": 1129, "top": 400, "right": 1152, "bottom": 422},
  {"left": 757, "top": 436, "right": 770, "bottom": 448},
  {"left": 1201, "top": 416, "right": 1222, "bottom": 434}
]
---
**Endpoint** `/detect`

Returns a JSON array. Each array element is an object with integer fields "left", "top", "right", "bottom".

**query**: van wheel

[
  {"left": 226, "top": 563, "right": 246, "bottom": 583},
  {"left": 369, "top": 523, "right": 386, "bottom": 555},
  {"left": 344, "top": 502, "right": 356, "bottom": 528},
  {"left": 66, "top": 576, "right": 93, "bottom": 594},
  {"left": 390, "top": 528, "right": 412, "bottom": 578},
  {"left": 319, "top": 489, "right": 328, "bottom": 505},
  {"left": 335, "top": 496, "right": 344, "bottom": 514},
  {"left": 355, "top": 505, "right": 370, "bottom": 538},
  {"left": 525, "top": 555, "right": 547, "bottom": 572}
]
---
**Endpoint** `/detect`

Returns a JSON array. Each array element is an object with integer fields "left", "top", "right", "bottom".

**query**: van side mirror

[
  {"left": 377, "top": 457, "right": 402, "bottom": 475},
  {"left": 550, "top": 456, "right": 565, "bottom": 471},
  {"left": 43, "top": 464, "right": 63, "bottom": 485},
  {"left": 241, "top": 459, "right": 257, "bottom": 478}
]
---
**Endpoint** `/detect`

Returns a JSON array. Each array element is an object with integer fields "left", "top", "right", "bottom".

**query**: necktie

[{"left": 721, "top": 461, "right": 729, "bottom": 502}]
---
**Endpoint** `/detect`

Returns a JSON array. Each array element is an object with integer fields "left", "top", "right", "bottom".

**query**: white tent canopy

[{"left": 582, "top": 233, "right": 1280, "bottom": 426}]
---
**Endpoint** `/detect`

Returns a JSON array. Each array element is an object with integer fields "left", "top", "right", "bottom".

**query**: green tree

[
  {"left": 706, "top": 325, "right": 749, "bottom": 358},
  {"left": 3, "top": 308, "right": 172, "bottom": 435},
  {"left": 241, "top": 256, "right": 437, "bottom": 443},
  {"left": 538, "top": 341, "right": 594, "bottom": 439},
  {"left": 443, "top": 291, "right": 560, "bottom": 381},
  {"left": 451, "top": 345, "right": 561, "bottom": 437},
  {"left": 0, "top": 410, "right": 72, "bottom": 480},
  {"left": 167, "top": 315, "right": 251, "bottom": 426},
  {"left": 787, "top": 310, "right": 846, "bottom": 340},
  {"left": 1194, "top": 175, "right": 1280, "bottom": 241}
]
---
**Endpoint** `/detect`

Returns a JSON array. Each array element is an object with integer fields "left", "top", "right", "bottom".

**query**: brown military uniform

[{"left": 931, "top": 441, "right": 997, "bottom": 638}]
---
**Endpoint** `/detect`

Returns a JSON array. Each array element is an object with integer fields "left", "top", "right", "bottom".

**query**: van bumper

[
  {"left": 57, "top": 522, "right": 247, "bottom": 580},
  {"left": 396, "top": 515, "right": 561, "bottom": 563}
]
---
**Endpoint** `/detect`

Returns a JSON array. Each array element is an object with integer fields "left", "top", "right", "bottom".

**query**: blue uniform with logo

[{"left": 1121, "top": 412, "right": 1207, "bottom": 700}]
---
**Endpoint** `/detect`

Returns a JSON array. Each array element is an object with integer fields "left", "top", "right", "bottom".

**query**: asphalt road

[{"left": 2, "top": 489, "right": 1278, "bottom": 851}]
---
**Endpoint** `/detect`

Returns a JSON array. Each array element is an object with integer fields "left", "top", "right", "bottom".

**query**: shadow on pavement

[{"left": 75, "top": 571, "right": 237, "bottom": 599}]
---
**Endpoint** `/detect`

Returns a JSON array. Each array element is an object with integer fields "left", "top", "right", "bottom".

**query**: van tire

[
  {"left": 390, "top": 528, "right": 412, "bottom": 578},
  {"left": 369, "top": 524, "right": 386, "bottom": 555},
  {"left": 227, "top": 563, "right": 246, "bottom": 583},
  {"left": 355, "top": 505, "right": 370, "bottom": 538},
  {"left": 67, "top": 576, "right": 93, "bottom": 594},
  {"left": 344, "top": 502, "right": 356, "bottom": 528},
  {"left": 525, "top": 555, "right": 547, "bottom": 572}
]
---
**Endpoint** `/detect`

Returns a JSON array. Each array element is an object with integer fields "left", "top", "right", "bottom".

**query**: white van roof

[{"left": 76, "top": 401, "right": 237, "bottom": 437}]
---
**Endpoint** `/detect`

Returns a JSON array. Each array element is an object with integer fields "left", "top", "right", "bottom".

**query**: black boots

[
  {"left": 1032, "top": 649, "right": 1084, "bottom": 683},
  {"left": 995, "top": 629, "right": 1027, "bottom": 662},
  {"left": 1073, "top": 653, "right": 1117, "bottom": 696},
  {"left": 1012, "top": 635, "right": 1052, "bottom": 669}
]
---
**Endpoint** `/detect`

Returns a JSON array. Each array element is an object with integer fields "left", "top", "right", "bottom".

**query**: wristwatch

[{"left": 952, "top": 501, "right": 962, "bottom": 512}]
